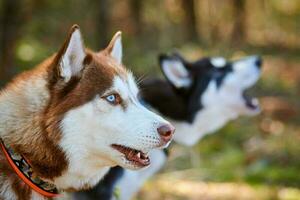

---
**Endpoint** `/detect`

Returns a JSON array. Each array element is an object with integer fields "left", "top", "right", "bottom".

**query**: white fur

[
  {"left": 110, "top": 32, "right": 123, "bottom": 64},
  {"left": 109, "top": 56, "right": 262, "bottom": 200},
  {"left": 210, "top": 57, "right": 226, "bottom": 68},
  {"left": 173, "top": 105, "right": 237, "bottom": 146},
  {"left": 60, "top": 29, "right": 86, "bottom": 82},
  {"left": 161, "top": 59, "right": 191, "bottom": 88}
]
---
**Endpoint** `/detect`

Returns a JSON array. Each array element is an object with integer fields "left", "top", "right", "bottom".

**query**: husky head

[
  {"left": 159, "top": 53, "right": 261, "bottom": 144},
  {"left": 46, "top": 25, "right": 174, "bottom": 173}
]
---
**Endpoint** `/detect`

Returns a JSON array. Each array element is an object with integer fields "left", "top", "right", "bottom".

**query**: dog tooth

[{"left": 137, "top": 152, "right": 141, "bottom": 158}]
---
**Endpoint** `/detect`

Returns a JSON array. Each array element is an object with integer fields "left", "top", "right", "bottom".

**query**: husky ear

[
  {"left": 57, "top": 25, "right": 86, "bottom": 82},
  {"left": 159, "top": 55, "right": 192, "bottom": 89},
  {"left": 106, "top": 31, "right": 122, "bottom": 64}
]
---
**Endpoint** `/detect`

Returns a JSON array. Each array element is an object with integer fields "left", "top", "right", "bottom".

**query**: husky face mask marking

[{"left": 55, "top": 29, "right": 174, "bottom": 178}]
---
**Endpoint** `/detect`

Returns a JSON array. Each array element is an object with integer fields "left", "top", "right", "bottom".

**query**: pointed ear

[
  {"left": 57, "top": 25, "right": 86, "bottom": 82},
  {"left": 106, "top": 31, "right": 122, "bottom": 64},
  {"left": 159, "top": 55, "right": 192, "bottom": 89}
]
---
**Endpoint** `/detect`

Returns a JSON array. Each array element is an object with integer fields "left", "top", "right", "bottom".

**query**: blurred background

[{"left": 1, "top": 0, "right": 300, "bottom": 199}]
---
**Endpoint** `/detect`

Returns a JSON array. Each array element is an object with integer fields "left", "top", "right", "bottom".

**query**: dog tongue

[{"left": 126, "top": 150, "right": 150, "bottom": 166}]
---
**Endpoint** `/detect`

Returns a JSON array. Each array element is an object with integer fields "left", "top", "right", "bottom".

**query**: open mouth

[
  {"left": 111, "top": 144, "right": 150, "bottom": 167},
  {"left": 242, "top": 90, "right": 259, "bottom": 110}
]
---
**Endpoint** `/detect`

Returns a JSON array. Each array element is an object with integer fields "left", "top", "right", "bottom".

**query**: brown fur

[{"left": 0, "top": 25, "right": 128, "bottom": 199}]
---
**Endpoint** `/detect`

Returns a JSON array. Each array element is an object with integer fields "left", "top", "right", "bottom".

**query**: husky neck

[
  {"left": 171, "top": 104, "right": 238, "bottom": 146},
  {"left": 0, "top": 59, "right": 110, "bottom": 194}
]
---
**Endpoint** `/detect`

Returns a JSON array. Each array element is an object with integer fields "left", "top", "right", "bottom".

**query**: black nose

[
  {"left": 157, "top": 124, "right": 175, "bottom": 143},
  {"left": 255, "top": 57, "right": 262, "bottom": 69}
]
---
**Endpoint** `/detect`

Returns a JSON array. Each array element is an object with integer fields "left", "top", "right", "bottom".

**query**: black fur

[{"left": 141, "top": 79, "right": 190, "bottom": 121}]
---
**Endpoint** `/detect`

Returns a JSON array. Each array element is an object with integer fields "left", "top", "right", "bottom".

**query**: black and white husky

[{"left": 74, "top": 53, "right": 262, "bottom": 200}]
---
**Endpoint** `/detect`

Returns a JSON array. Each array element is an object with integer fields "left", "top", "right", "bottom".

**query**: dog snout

[
  {"left": 254, "top": 56, "right": 262, "bottom": 69},
  {"left": 157, "top": 124, "right": 175, "bottom": 143}
]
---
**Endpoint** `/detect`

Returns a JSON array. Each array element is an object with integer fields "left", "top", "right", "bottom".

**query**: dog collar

[{"left": 0, "top": 139, "right": 60, "bottom": 198}]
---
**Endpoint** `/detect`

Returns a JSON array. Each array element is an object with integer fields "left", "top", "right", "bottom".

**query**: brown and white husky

[{"left": 0, "top": 25, "right": 174, "bottom": 200}]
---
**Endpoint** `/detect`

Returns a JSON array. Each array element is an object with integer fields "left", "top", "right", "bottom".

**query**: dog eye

[{"left": 103, "top": 94, "right": 122, "bottom": 105}]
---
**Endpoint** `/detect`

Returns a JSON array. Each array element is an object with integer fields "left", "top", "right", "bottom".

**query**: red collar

[{"left": 0, "top": 139, "right": 60, "bottom": 198}]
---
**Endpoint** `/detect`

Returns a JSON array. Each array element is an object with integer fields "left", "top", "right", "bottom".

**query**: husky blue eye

[
  {"left": 106, "top": 94, "right": 116, "bottom": 103},
  {"left": 103, "top": 93, "right": 122, "bottom": 105}
]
